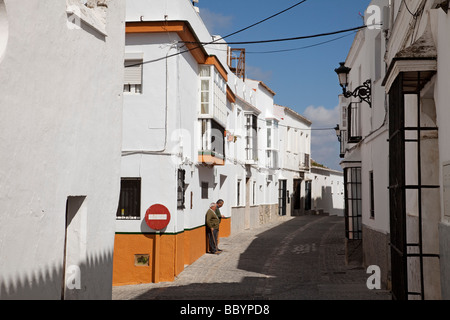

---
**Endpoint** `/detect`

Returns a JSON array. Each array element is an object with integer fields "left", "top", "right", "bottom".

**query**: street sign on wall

[{"left": 145, "top": 204, "right": 170, "bottom": 230}]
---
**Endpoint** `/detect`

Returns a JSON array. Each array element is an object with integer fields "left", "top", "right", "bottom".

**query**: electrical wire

[
  {"left": 126, "top": 0, "right": 308, "bottom": 68},
  {"left": 226, "top": 32, "right": 357, "bottom": 55},
  {"left": 213, "top": 0, "right": 308, "bottom": 43},
  {"left": 181, "top": 25, "right": 367, "bottom": 46},
  {"left": 126, "top": 25, "right": 367, "bottom": 68},
  {"left": 254, "top": 116, "right": 336, "bottom": 131}
]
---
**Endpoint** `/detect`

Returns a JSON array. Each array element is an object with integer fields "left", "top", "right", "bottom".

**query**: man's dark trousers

[{"left": 208, "top": 228, "right": 219, "bottom": 253}]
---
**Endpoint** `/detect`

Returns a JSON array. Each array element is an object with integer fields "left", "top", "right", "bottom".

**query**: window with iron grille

[
  {"left": 116, "top": 178, "right": 141, "bottom": 220},
  {"left": 344, "top": 167, "right": 362, "bottom": 239},
  {"left": 177, "top": 169, "right": 186, "bottom": 209},
  {"left": 201, "top": 182, "right": 208, "bottom": 199}
]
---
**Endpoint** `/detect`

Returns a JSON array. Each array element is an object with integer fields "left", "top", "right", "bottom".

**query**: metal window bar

[
  {"left": 388, "top": 71, "right": 440, "bottom": 300},
  {"left": 344, "top": 167, "right": 362, "bottom": 240},
  {"left": 116, "top": 178, "right": 141, "bottom": 220}
]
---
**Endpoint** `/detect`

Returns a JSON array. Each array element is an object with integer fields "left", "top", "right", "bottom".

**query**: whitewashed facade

[
  {"left": 0, "top": 0, "right": 125, "bottom": 299},
  {"left": 113, "top": 0, "right": 341, "bottom": 286},
  {"left": 337, "top": 0, "right": 391, "bottom": 285},
  {"left": 338, "top": 0, "right": 450, "bottom": 299}
]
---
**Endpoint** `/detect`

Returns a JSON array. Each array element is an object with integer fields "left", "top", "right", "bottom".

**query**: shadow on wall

[
  {"left": 311, "top": 186, "right": 344, "bottom": 216},
  {"left": 0, "top": 249, "right": 114, "bottom": 300}
]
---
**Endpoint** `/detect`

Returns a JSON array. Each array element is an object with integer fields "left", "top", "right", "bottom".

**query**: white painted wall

[
  {"left": 340, "top": 0, "right": 390, "bottom": 235},
  {"left": 0, "top": 0, "right": 125, "bottom": 299},
  {"left": 120, "top": 0, "right": 322, "bottom": 244},
  {"left": 340, "top": 0, "right": 450, "bottom": 297},
  {"left": 432, "top": 9, "right": 450, "bottom": 224},
  {"left": 309, "top": 167, "right": 344, "bottom": 216},
  {"left": 430, "top": 7, "right": 450, "bottom": 299}
]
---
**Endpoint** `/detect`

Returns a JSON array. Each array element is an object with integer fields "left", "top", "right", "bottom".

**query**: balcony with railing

[
  {"left": 198, "top": 119, "right": 225, "bottom": 166},
  {"left": 198, "top": 65, "right": 227, "bottom": 166}
]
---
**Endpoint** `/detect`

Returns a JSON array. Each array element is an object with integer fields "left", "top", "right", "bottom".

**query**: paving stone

[{"left": 112, "top": 215, "right": 391, "bottom": 301}]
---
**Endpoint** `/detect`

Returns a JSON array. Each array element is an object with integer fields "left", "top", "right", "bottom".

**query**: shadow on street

[{"left": 114, "top": 215, "right": 391, "bottom": 300}]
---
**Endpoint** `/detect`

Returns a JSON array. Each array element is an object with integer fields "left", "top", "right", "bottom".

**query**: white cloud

[
  {"left": 303, "top": 105, "right": 341, "bottom": 171},
  {"left": 199, "top": 8, "right": 233, "bottom": 35},
  {"left": 246, "top": 65, "right": 273, "bottom": 83},
  {"left": 304, "top": 105, "right": 339, "bottom": 127}
]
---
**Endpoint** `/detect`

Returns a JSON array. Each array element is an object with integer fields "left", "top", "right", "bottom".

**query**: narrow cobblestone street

[{"left": 112, "top": 215, "right": 391, "bottom": 300}]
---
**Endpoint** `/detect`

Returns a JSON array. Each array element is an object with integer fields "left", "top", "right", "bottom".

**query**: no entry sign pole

[{"left": 145, "top": 204, "right": 171, "bottom": 283}]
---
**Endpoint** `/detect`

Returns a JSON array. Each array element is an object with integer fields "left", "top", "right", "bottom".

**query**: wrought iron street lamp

[
  {"left": 335, "top": 62, "right": 372, "bottom": 107},
  {"left": 334, "top": 124, "right": 341, "bottom": 142}
]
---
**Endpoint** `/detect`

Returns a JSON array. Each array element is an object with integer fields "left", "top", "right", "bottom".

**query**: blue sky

[{"left": 198, "top": 0, "right": 372, "bottom": 170}]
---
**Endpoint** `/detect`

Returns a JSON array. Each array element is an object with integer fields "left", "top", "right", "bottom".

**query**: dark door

[
  {"left": 293, "top": 179, "right": 301, "bottom": 215},
  {"left": 304, "top": 180, "right": 312, "bottom": 211},
  {"left": 278, "top": 179, "right": 287, "bottom": 216}
]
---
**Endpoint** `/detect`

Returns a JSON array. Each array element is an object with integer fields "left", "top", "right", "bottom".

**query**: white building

[
  {"left": 113, "top": 0, "right": 341, "bottom": 286},
  {"left": 338, "top": 0, "right": 450, "bottom": 299},
  {"left": 309, "top": 165, "right": 345, "bottom": 217},
  {"left": 276, "top": 104, "right": 311, "bottom": 216},
  {"left": 276, "top": 105, "right": 344, "bottom": 217},
  {"left": 0, "top": 0, "right": 125, "bottom": 299},
  {"left": 336, "top": 0, "right": 391, "bottom": 283}
]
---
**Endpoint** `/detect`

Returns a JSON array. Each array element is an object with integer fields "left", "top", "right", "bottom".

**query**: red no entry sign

[{"left": 145, "top": 204, "right": 171, "bottom": 230}]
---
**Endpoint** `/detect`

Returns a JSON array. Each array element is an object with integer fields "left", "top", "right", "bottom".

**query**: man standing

[
  {"left": 215, "top": 199, "right": 224, "bottom": 251},
  {"left": 206, "top": 202, "right": 220, "bottom": 254},
  {"left": 215, "top": 199, "right": 224, "bottom": 221}
]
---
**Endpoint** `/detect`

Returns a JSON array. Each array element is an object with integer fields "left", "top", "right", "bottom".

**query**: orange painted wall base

[{"left": 113, "top": 219, "right": 230, "bottom": 286}]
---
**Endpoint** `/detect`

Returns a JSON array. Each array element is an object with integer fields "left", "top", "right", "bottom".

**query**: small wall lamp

[
  {"left": 334, "top": 62, "right": 372, "bottom": 107},
  {"left": 334, "top": 124, "right": 341, "bottom": 142}
]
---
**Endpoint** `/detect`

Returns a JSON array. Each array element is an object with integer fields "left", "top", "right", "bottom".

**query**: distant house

[
  {"left": 310, "top": 163, "right": 344, "bottom": 217},
  {"left": 275, "top": 104, "right": 312, "bottom": 216}
]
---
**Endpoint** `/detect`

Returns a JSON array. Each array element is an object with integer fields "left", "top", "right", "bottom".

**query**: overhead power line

[
  {"left": 126, "top": 0, "right": 309, "bottom": 67},
  {"left": 181, "top": 25, "right": 367, "bottom": 46},
  {"left": 215, "top": 0, "right": 308, "bottom": 42},
  {"left": 208, "top": 31, "right": 357, "bottom": 55},
  {"left": 127, "top": 25, "right": 367, "bottom": 67}
]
